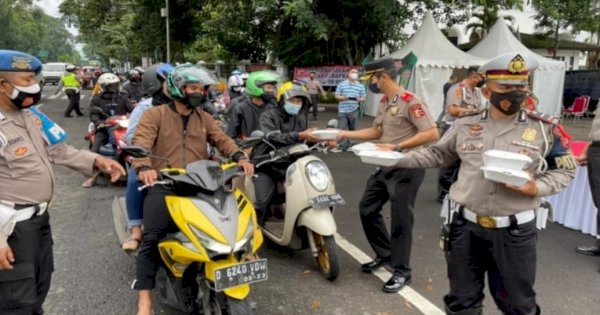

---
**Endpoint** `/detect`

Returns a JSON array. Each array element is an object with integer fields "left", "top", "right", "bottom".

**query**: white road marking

[
  {"left": 335, "top": 233, "right": 445, "bottom": 315},
  {"left": 46, "top": 94, "right": 59, "bottom": 100}
]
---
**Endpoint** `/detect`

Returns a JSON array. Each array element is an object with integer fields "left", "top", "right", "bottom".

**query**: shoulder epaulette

[
  {"left": 400, "top": 92, "right": 414, "bottom": 102},
  {"left": 526, "top": 109, "right": 559, "bottom": 125}
]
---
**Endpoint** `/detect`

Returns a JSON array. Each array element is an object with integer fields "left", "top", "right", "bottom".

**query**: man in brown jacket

[{"left": 130, "top": 64, "right": 254, "bottom": 315}]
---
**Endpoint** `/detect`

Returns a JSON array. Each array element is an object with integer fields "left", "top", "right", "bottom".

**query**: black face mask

[
  {"left": 490, "top": 90, "right": 528, "bottom": 116},
  {"left": 368, "top": 82, "right": 381, "bottom": 94},
  {"left": 183, "top": 93, "right": 206, "bottom": 108},
  {"left": 476, "top": 79, "right": 486, "bottom": 88},
  {"left": 261, "top": 91, "right": 276, "bottom": 104},
  {"left": 3, "top": 82, "right": 42, "bottom": 110}
]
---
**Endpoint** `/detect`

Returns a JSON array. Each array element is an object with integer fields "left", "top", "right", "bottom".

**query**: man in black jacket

[
  {"left": 83, "top": 73, "right": 134, "bottom": 187},
  {"left": 251, "top": 81, "right": 319, "bottom": 221}
]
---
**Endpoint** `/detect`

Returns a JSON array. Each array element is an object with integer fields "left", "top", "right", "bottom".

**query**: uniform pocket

[
  {"left": 0, "top": 263, "right": 37, "bottom": 308},
  {"left": 503, "top": 220, "right": 537, "bottom": 247}
]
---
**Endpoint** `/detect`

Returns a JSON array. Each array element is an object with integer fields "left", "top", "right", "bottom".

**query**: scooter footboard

[{"left": 297, "top": 208, "right": 337, "bottom": 236}]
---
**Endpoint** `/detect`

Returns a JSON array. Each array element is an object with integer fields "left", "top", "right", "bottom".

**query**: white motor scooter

[{"left": 239, "top": 130, "right": 345, "bottom": 281}]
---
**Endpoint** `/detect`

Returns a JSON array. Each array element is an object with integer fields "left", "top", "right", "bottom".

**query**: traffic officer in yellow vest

[
  {"left": 335, "top": 57, "right": 439, "bottom": 293},
  {"left": 389, "top": 52, "right": 576, "bottom": 315},
  {"left": 0, "top": 50, "right": 125, "bottom": 315},
  {"left": 54, "top": 64, "right": 83, "bottom": 117}
]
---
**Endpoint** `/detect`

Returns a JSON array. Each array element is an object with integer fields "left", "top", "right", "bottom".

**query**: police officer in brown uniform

[
  {"left": 437, "top": 66, "right": 486, "bottom": 203},
  {"left": 575, "top": 111, "right": 600, "bottom": 263},
  {"left": 391, "top": 52, "right": 576, "bottom": 315},
  {"left": 0, "top": 50, "right": 125, "bottom": 315},
  {"left": 336, "top": 58, "right": 439, "bottom": 292}
]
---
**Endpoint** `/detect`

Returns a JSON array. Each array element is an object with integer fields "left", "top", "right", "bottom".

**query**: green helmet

[
  {"left": 245, "top": 70, "right": 279, "bottom": 97},
  {"left": 167, "top": 64, "right": 217, "bottom": 99}
]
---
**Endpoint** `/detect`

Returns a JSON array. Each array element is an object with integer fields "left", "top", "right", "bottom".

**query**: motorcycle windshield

[{"left": 185, "top": 160, "right": 223, "bottom": 192}]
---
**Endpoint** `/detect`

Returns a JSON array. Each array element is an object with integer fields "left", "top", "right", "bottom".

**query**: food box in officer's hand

[
  {"left": 350, "top": 142, "right": 378, "bottom": 153},
  {"left": 312, "top": 129, "right": 339, "bottom": 140},
  {"left": 483, "top": 150, "right": 532, "bottom": 170},
  {"left": 480, "top": 165, "right": 531, "bottom": 187},
  {"left": 357, "top": 150, "right": 404, "bottom": 167}
]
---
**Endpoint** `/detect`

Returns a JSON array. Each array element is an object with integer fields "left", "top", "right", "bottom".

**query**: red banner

[{"left": 293, "top": 66, "right": 362, "bottom": 87}]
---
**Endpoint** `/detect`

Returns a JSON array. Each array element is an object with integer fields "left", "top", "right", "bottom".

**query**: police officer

[
  {"left": 392, "top": 52, "right": 576, "bottom": 314},
  {"left": 437, "top": 66, "right": 485, "bottom": 203},
  {"left": 336, "top": 57, "right": 439, "bottom": 293},
  {"left": 54, "top": 64, "right": 83, "bottom": 117},
  {"left": 575, "top": 111, "right": 600, "bottom": 263},
  {"left": 0, "top": 50, "right": 125, "bottom": 315}
]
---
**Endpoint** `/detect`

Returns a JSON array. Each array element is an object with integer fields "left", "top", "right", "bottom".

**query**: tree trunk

[{"left": 553, "top": 21, "right": 559, "bottom": 59}]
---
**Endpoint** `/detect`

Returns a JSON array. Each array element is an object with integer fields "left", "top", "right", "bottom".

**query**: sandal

[{"left": 122, "top": 236, "right": 141, "bottom": 251}]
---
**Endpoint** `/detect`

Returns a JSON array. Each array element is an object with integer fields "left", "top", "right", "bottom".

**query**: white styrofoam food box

[
  {"left": 480, "top": 165, "right": 531, "bottom": 187},
  {"left": 312, "top": 130, "right": 339, "bottom": 140},
  {"left": 357, "top": 150, "right": 404, "bottom": 167},
  {"left": 350, "top": 142, "right": 378, "bottom": 153},
  {"left": 483, "top": 150, "right": 532, "bottom": 170}
]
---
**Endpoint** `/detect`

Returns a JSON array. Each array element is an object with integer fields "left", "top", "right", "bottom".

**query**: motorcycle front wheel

[
  {"left": 210, "top": 293, "right": 254, "bottom": 315},
  {"left": 312, "top": 232, "right": 340, "bottom": 281}
]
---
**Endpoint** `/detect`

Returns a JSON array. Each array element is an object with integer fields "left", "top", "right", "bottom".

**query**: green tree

[
  {"left": 0, "top": 0, "right": 81, "bottom": 63},
  {"left": 531, "top": 0, "right": 581, "bottom": 58}
]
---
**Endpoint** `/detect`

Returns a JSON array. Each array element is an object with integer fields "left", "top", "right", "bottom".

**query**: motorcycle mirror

[
  {"left": 122, "top": 145, "right": 151, "bottom": 158},
  {"left": 250, "top": 130, "right": 265, "bottom": 138},
  {"left": 327, "top": 119, "right": 339, "bottom": 129}
]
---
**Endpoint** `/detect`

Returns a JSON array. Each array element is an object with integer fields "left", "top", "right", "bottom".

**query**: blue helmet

[
  {"left": 142, "top": 63, "right": 174, "bottom": 96},
  {"left": 0, "top": 50, "right": 42, "bottom": 74}
]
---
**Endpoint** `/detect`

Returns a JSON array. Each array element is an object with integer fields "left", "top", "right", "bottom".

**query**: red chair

[
  {"left": 581, "top": 95, "right": 591, "bottom": 118},
  {"left": 562, "top": 96, "right": 587, "bottom": 122}
]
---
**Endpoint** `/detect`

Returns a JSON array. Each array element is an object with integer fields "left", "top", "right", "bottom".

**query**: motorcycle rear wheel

[
  {"left": 312, "top": 232, "right": 340, "bottom": 281},
  {"left": 209, "top": 292, "right": 254, "bottom": 315}
]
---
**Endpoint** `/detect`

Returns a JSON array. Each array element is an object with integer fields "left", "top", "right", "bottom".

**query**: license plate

[
  {"left": 214, "top": 259, "right": 268, "bottom": 291},
  {"left": 309, "top": 193, "right": 346, "bottom": 208}
]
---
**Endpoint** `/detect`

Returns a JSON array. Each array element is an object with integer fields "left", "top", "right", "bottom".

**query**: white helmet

[
  {"left": 66, "top": 64, "right": 76, "bottom": 72},
  {"left": 98, "top": 73, "right": 121, "bottom": 92},
  {"left": 134, "top": 66, "right": 145, "bottom": 74}
]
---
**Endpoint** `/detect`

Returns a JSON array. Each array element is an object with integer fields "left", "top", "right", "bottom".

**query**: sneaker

[{"left": 330, "top": 148, "right": 343, "bottom": 153}]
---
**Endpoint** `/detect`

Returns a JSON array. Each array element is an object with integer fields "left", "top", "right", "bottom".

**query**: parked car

[{"left": 42, "top": 62, "right": 74, "bottom": 85}]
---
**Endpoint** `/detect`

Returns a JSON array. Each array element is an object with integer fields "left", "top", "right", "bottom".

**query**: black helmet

[{"left": 142, "top": 63, "right": 173, "bottom": 96}]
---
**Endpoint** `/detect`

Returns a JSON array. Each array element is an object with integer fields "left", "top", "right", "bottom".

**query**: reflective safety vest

[{"left": 61, "top": 73, "right": 80, "bottom": 88}]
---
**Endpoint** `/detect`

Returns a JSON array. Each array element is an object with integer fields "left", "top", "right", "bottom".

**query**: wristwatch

[{"left": 394, "top": 144, "right": 403, "bottom": 152}]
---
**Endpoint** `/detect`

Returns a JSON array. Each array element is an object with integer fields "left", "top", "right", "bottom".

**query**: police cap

[
  {"left": 360, "top": 58, "right": 396, "bottom": 81},
  {"left": 479, "top": 51, "right": 538, "bottom": 86},
  {"left": 0, "top": 50, "right": 42, "bottom": 75}
]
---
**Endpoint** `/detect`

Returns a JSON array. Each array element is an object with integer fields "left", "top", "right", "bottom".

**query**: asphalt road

[{"left": 36, "top": 90, "right": 600, "bottom": 315}]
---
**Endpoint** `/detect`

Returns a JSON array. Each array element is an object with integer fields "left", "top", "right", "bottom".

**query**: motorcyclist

[
  {"left": 251, "top": 81, "right": 320, "bottom": 222},
  {"left": 226, "top": 70, "right": 279, "bottom": 142},
  {"left": 82, "top": 73, "right": 134, "bottom": 188},
  {"left": 122, "top": 68, "right": 145, "bottom": 104},
  {"left": 228, "top": 69, "right": 244, "bottom": 100},
  {"left": 121, "top": 63, "right": 173, "bottom": 251},
  {"left": 130, "top": 64, "right": 254, "bottom": 315}
]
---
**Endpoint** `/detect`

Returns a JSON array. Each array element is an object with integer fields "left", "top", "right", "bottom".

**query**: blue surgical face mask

[{"left": 283, "top": 102, "right": 302, "bottom": 115}]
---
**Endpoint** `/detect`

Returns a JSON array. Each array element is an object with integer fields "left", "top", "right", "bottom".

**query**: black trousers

[
  {"left": 308, "top": 94, "right": 319, "bottom": 120},
  {"left": 0, "top": 212, "right": 53, "bottom": 315},
  {"left": 64, "top": 90, "right": 82, "bottom": 116},
  {"left": 587, "top": 143, "right": 600, "bottom": 236},
  {"left": 359, "top": 167, "right": 425, "bottom": 277},
  {"left": 91, "top": 129, "right": 109, "bottom": 153},
  {"left": 253, "top": 166, "right": 286, "bottom": 222},
  {"left": 444, "top": 218, "right": 539, "bottom": 315},
  {"left": 133, "top": 186, "right": 180, "bottom": 290}
]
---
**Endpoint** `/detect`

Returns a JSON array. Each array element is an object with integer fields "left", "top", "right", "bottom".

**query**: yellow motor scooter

[{"left": 117, "top": 146, "right": 265, "bottom": 314}]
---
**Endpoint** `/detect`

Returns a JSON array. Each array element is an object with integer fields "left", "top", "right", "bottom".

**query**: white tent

[
  {"left": 364, "top": 12, "right": 486, "bottom": 119},
  {"left": 468, "top": 18, "right": 566, "bottom": 116}
]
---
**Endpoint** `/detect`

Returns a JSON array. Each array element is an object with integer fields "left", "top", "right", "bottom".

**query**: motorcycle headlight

[
  {"left": 189, "top": 224, "right": 232, "bottom": 255},
  {"left": 305, "top": 161, "right": 329, "bottom": 192},
  {"left": 233, "top": 220, "right": 255, "bottom": 253}
]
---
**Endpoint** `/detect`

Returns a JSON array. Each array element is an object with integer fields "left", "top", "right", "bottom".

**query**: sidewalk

[{"left": 312, "top": 102, "right": 593, "bottom": 141}]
